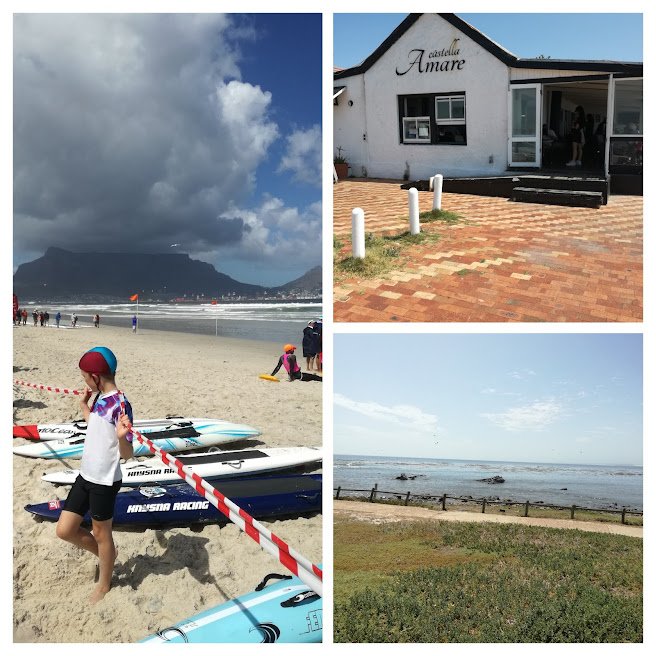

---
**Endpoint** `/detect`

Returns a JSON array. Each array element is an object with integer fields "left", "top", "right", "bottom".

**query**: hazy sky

[
  {"left": 334, "top": 334, "right": 643, "bottom": 466},
  {"left": 13, "top": 13, "right": 322, "bottom": 286},
  {"left": 334, "top": 13, "right": 643, "bottom": 69}
]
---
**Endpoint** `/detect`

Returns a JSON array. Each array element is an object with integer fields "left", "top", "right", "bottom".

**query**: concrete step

[{"left": 511, "top": 187, "right": 603, "bottom": 208}]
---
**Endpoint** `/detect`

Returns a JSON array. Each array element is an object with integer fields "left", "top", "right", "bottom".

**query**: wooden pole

[
  {"left": 570, "top": 505, "right": 576, "bottom": 520},
  {"left": 482, "top": 499, "right": 486, "bottom": 514},
  {"left": 404, "top": 491, "right": 411, "bottom": 506},
  {"left": 335, "top": 486, "right": 341, "bottom": 500},
  {"left": 369, "top": 487, "right": 376, "bottom": 502},
  {"left": 524, "top": 500, "right": 529, "bottom": 517},
  {"left": 441, "top": 494, "right": 447, "bottom": 511},
  {"left": 621, "top": 508, "right": 627, "bottom": 524}
]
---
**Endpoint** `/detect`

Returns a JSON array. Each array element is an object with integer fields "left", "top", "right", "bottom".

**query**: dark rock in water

[
  {"left": 476, "top": 475, "right": 505, "bottom": 484},
  {"left": 560, "top": 488, "right": 568, "bottom": 491},
  {"left": 408, "top": 475, "right": 417, "bottom": 480},
  {"left": 396, "top": 474, "right": 408, "bottom": 481},
  {"left": 499, "top": 508, "right": 506, "bottom": 513}
]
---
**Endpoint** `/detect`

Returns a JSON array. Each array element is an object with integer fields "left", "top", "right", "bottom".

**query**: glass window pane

[
  {"left": 610, "top": 138, "right": 643, "bottom": 166},
  {"left": 404, "top": 119, "right": 417, "bottom": 140},
  {"left": 417, "top": 119, "right": 430, "bottom": 139},
  {"left": 613, "top": 79, "right": 642, "bottom": 135},
  {"left": 451, "top": 99, "right": 465, "bottom": 119},
  {"left": 512, "top": 88, "right": 536, "bottom": 137},
  {"left": 437, "top": 124, "right": 466, "bottom": 144},
  {"left": 511, "top": 141, "right": 536, "bottom": 162},
  {"left": 436, "top": 99, "right": 450, "bottom": 119}
]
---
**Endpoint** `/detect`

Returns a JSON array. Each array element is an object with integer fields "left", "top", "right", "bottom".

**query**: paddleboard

[
  {"left": 13, "top": 417, "right": 259, "bottom": 442},
  {"left": 25, "top": 474, "right": 322, "bottom": 526},
  {"left": 13, "top": 419, "right": 260, "bottom": 459},
  {"left": 42, "top": 446, "right": 323, "bottom": 486},
  {"left": 140, "top": 567, "right": 322, "bottom": 643},
  {"left": 259, "top": 374, "right": 280, "bottom": 382}
]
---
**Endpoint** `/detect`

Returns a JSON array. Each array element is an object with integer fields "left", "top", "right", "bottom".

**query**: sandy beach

[{"left": 12, "top": 323, "right": 322, "bottom": 642}]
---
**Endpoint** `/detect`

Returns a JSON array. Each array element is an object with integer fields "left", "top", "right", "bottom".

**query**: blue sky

[
  {"left": 334, "top": 334, "right": 643, "bottom": 466},
  {"left": 334, "top": 13, "right": 643, "bottom": 69},
  {"left": 14, "top": 14, "right": 321, "bottom": 287}
]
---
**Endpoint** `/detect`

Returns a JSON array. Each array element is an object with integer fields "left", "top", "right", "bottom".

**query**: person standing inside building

[{"left": 567, "top": 105, "right": 585, "bottom": 168}]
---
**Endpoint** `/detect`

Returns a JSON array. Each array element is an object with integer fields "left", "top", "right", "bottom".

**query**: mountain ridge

[{"left": 13, "top": 248, "right": 321, "bottom": 301}]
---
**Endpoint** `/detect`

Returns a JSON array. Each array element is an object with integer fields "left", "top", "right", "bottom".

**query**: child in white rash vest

[{"left": 55, "top": 346, "right": 134, "bottom": 604}]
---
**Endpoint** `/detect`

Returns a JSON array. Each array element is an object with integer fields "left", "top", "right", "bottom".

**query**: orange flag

[{"left": 130, "top": 294, "right": 139, "bottom": 301}]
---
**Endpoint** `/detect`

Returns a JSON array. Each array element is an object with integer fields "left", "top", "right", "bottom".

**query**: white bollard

[
  {"left": 352, "top": 208, "right": 365, "bottom": 259},
  {"left": 432, "top": 173, "right": 443, "bottom": 210},
  {"left": 408, "top": 188, "right": 420, "bottom": 235}
]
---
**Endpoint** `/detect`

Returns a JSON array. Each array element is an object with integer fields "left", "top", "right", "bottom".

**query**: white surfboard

[
  {"left": 13, "top": 418, "right": 260, "bottom": 459},
  {"left": 42, "top": 447, "right": 323, "bottom": 486},
  {"left": 13, "top": 417, "right": 257, "bottom": 442}
]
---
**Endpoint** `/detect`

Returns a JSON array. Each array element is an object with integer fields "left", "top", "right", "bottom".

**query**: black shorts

[{"left": 65, "top": 475, "right": 122, "bottom": 522}]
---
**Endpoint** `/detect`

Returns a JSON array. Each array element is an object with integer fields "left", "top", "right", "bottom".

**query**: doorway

[{"left": 541, "top": 80, "right": 608, "bottom": 172}]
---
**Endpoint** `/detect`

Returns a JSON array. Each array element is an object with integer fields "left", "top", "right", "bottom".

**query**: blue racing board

[
  {"left": 140, "top": 567, "right": 322, "bottom": 643},
  {"left": 25, "top": 474, "right": 322, "bottom": 527}
]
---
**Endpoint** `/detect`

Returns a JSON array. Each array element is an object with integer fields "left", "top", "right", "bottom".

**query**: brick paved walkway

[{"left": 334, "top": 180, "right": 643, "bottom": 322}]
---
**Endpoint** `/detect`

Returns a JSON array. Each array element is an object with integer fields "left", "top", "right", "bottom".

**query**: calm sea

[
  {"left": 22, "top": 301, "right": 322, "bottom": 344},
  {"left": 334, "top": 454, "right": 643, "bottom": 511}
]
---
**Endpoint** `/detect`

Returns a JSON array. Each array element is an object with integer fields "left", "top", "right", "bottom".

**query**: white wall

[
  {"left": 333, "top": 76, "right": 367, "bottom": 176},
  {"left": 334, "top": 14, "right": 511, "bottom": 179}
]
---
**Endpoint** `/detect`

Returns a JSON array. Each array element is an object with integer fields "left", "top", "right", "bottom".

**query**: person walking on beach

[
  {"left": 314, "top": 319, "right": 322, "bottom": 372},
  {"left": 131, "top": 314, "right": 137, "bottom": 333},
  {"left": 94, "top": 313, "right": 100, "bottom": 328},
  {"left": 271, "top": 344, "right": 302, "bottom": 381},
  {"left": 55, "top": 311, "right": 61, "bottom": 328},
  {"left": 302, "top": 321, "right": 318, "bottom": 371},
  {"left": 32, "top": 310, "right": 38, "bottom": 326},
  {"left": 21, "top": 309, "right": 27, "bottom": 325},
  {"left": 55, "top": 346, "right": 134, "bottom": 604},
  {"left": 44, "top": 311, "right": 50, "bottom": 326}
]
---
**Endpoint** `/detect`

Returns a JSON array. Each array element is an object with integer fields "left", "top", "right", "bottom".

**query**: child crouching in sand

[{"left": 56, "top": 346, "right": 133, "bottom": 604}]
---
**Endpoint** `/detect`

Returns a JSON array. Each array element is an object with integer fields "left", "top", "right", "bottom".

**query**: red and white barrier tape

[
  {"left": 14, "top": 379, "right": 323, "bottom": 596},
  {"left": 131, "top": 428, "right": 322, "bottom": 596},
  {"left": 14, "top": 380, "right": 83, "bottom": 395}
]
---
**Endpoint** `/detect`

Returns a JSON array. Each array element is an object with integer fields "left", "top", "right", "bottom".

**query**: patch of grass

[
  {"left": 335, "top": 231, "right": 439, "bottom": 279},
  {"left": 419, "top": 208, "right": 462, "bottom": 224},
  {"left": 334, "top": 519, "right": 642, "bottom": 643},
  {"left": 333, "top": 236, "right": 344, "bottom": 251}
]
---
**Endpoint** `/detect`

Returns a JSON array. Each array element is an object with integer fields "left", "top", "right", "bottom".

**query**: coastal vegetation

[
  {"left": 336, "top": 493, "right": 643, "bottom": 526},
  {"left": 334, "top": 518, "right": 642, "bottom": 642}
]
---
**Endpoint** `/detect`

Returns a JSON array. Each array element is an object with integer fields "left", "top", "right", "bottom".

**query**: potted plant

[{"left": 334, "top": 146, "right": 349, "bottom": 180}]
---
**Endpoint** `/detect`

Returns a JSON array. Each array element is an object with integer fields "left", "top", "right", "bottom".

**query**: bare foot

[{"left": 89, "top": 584, "right": 110, "bottom": 605}]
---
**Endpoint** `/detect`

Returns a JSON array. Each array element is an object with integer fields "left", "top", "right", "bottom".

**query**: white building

[{"left": 334, "top": 14, "right": 642, "bottom": 194}]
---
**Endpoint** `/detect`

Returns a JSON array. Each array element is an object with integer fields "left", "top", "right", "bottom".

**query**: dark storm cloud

[{"left": 13, "top": 14, "right": 281, "bottom": 264}]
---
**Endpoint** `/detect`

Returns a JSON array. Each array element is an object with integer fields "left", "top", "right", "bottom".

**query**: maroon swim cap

[{"left": 79, "top": 350, "right": 112, "bottom": 375}]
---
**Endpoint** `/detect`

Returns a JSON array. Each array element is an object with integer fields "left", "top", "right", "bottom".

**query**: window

[
  {"left": 403, "top": 117, "right": 431, "bottom": 143},
  {"left": 435, "top": 94, "right": 466, "bottom": 144},
  {"left": 612, "top": 79, "right": 642, "bottom": 136},
  {"left": 398, "top": 92, "right": 467, "bottom": 145}
]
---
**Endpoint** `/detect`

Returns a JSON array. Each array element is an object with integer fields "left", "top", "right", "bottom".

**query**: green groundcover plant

[{"left": 334, "top": 520, "right": 642, "bottom": 643}]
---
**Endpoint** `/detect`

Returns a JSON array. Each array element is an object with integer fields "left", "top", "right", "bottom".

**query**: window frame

[
  {"left": 402, "top": 116, "right": 431, "bottom": 143},
  {"left": 398, "top": 92, "right": 467, "bottom": 146},
  {"left": 435, "top": 94, "right": 466, "bottom": 126}
]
